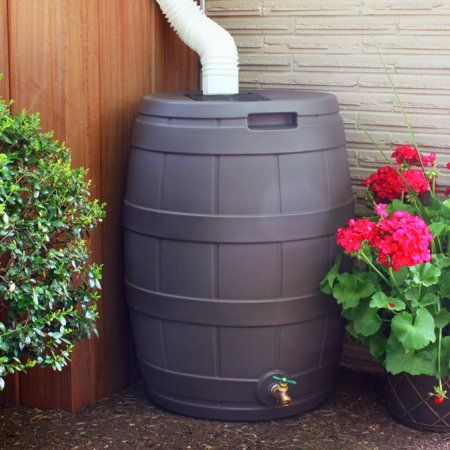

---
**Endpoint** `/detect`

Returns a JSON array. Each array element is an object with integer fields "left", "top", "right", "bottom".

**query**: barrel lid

[{"left": 139, "top": 90, "right": 340, "bottom": 118}]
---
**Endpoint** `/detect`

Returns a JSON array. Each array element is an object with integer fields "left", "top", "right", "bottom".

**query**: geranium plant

[
  {"left": 321, "top": 138, "right": 450, "bottom": 404},
  {"left": 0, "top": 93, "right": 105, "bottom": 390}
]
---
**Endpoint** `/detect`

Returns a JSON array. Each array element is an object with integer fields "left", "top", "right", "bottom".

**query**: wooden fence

[{"left": 0, "top": 0, "right": 198, "bottom": 411}]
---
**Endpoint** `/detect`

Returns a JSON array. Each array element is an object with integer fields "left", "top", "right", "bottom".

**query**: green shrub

[{"left": 0, "top": 95, "right": 105, "bottom": 390}]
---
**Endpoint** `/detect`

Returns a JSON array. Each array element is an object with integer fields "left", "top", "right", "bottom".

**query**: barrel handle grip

[{"left": 247, "top": 112, "right": 298, "bottom": 130}]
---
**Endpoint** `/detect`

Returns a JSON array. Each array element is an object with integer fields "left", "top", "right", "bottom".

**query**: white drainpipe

[{"left": 156, "top": 0, "right": 239, "bottom": 95}]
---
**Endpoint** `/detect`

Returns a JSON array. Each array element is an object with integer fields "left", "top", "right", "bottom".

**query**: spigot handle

[{"left": 272, "top": 375, "right": 297, "bottom": 386}]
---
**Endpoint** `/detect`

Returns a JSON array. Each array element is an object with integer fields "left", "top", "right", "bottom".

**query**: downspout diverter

[{"left": 156, "top": 0, "right": 239, "bottom": 95}]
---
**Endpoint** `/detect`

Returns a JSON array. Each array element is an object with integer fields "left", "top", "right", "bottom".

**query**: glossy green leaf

[
  {"left": 420, "top": 293, "right": 439, "bottom": 307},
  {"left": 435, "top": 309, "right": 450, "bottom": 329},
  {"left": 370, "top": 292, "right": 405, "bottom": 311},
  {"left": 391, "top": 308, "right": 436, "bottom": 351},
  {"left": 319, "top": 255, "right": 341, "bottom": 294},
  {"left": 352, "top": 301, "right": 382, "bottom": 337},
  {"left": 385, "top": 335, "right": 437, "bottom": 376},
  {"left": 0, "top": 94, "right": 105, "bottom": 391},
  {"left": 332, "top": 273, "right": 377, "bottom": 310},
  {"left": 368, "top": 334, "right": 387, "bottom": 363},
  {"left": 429, "top": 222, "right": 448, "bottom": 238},
  {"left": 410, "top": 263, "right": 441, "bottom": 287},
  {"left": 439, "top": 271, "right": 450, "bottom": 298},
  {"left": 389, "top": 199, "right": 414, "bottom": 214},
  {"left": 433, "top": 254, "right": 450, "bottom": 270}
]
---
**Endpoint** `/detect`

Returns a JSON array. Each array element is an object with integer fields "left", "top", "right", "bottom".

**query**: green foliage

[
  {"left": 391, "top": 309, "right": 436, "bottom": 351},
  {"left": 385, "top": 335, "right": 437, "bottom": 376},
  {"left": 332, "top": 50, "right": 450, "bottom": 397},
  {"left": 351, "top": 301, "right": 382, "bottom": 336},
  {"left": 0, "top": 96, "right": 105, "bottom": 390},
  {"left": 369, "top": 292, "right": 405, "bottom": 311},
  {"left": 319, "top": 255, "right": 340, "bottom": 294},
  {"left": 410, "top": 263, "right": 441, "bottom": 287},
  {"left": 331, "top": 272, "right": 377, "bottom": 309},
  {"left": 321, "top": 246, "right": 450, "bottom": 379}
]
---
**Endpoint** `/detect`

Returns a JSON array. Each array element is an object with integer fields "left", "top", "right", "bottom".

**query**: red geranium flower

[
  {"left": 391, "top": 145, "right": 435, "bottom": 167},
  {"left": 362, "top": 166, "right": 403, "bottom": 202},
  {"left": 422, "top": 152, "right": 436, "bottom": 167},
  {"left": 362, "top": 165, "right": 429, "bottom": 203},
  {"left": 336, "top": 218, "right": 377, "bottom": 254},
  {"left": 391, "top": 145, "right": 421, "bottom": 165},
  {"left": 403, "top": 169, "right": 430, "bottom": 196},
  {"left": 374, "top": 203, "right": 388, "bottom": 218},
  {"left": 372, "top": 211, "right": 433, "bottom": 271},
  {"left": 335, "top": 212, "right": 432, "bottom": 271}
]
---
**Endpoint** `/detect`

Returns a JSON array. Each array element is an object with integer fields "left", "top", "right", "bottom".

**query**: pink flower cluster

[
  {"left": 373, "top": 210, "right": 433, "bottom": 270},
  {"left": 362, "top": 166, "right": 429, "bottom": 203},
  {"left": 361, "top": 145, "right": 435, "bottom": 203},
  {"left": 362, "top": 145, "right": 450, "bottom": 199},
  {"left": 336, "top": 211, "right": 433, "bottom": 271},
  {"left": 391, "top": 145, "right": 436, "bottom": 167},
  {"left": 336, "top": 218, "right": 378, "bottom": 253}
]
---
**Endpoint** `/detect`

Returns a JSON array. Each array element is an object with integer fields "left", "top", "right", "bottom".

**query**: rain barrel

[{"left": 124, "top": 90, "right": 354, "bottom": 421}]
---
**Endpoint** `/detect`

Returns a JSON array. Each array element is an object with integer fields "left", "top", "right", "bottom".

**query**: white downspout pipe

[{"left": 156, "top": 0, "right": 239, "bottom": 95}]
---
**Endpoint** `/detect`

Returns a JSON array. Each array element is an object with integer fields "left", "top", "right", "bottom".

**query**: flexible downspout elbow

[{"left": 156, "top": 0, "right": 239, "bottom": 95}]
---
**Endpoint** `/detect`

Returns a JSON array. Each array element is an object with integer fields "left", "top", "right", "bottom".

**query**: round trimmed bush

[{"left": 0, "top": 95, "right": 105, "bottom": 389}]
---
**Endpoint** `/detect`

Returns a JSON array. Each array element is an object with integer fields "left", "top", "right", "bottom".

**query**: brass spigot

[
  {"left": 270, "top": 375, "right": 297, "bottom": 406},
  {"left": 271, "top": 381, "right": 292, "bottom": 406}
]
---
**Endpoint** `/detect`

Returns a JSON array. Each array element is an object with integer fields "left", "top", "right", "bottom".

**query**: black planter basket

[{"left": 386, "top": 373, "right": 450, "bottom": 432}]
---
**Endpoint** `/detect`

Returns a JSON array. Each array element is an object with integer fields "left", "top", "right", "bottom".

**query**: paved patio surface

[{"left": 1, "top": 369, "right": 449, "bottom": 449}]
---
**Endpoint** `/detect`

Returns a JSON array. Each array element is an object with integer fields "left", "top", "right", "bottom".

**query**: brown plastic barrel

[{"left": 123, "top": 90, "right": 353, "bottom": 420}]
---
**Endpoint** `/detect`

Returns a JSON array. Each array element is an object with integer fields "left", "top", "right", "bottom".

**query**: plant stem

[
  {"left": 368, "top": 32, "right": 431, "bottom": 179},
  {"left": 357, "top": 120, "right": 428, "bottom": 220},
  {"left": 370, "top": 34, "right": 446, "bottom": 211},
  {"left": 388, "top": 267, "right": 404, "bottom": 299},
  {"left": 438, "top": 327, "right": 444, "bottom": 392},
  {"left": 360, "top": 251, "right": 391, "bottom": 286},
  {"left": 436, "top": 297, "right": 444, "bottom": 392}
]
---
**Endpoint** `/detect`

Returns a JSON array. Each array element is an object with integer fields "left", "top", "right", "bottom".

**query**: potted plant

[
  {"left": 320, "top": 135, "right": 450, "bottom": 431},
  {"left": 0, "top": 92, "right": 105, "bottom": 390}
]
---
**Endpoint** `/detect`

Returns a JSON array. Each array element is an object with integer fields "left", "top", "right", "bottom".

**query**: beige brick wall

[
  {"left": 207, "top": 0, "right": 450, "bottom": 372},
  {"left": 207, "top": 0, "right": 450, "bottom": 215}
]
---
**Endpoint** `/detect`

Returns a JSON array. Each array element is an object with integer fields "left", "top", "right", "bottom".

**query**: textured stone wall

[
  {"left": 207, "top": 0, "right": 450, "bottom": 371},
  {"left": 207, "top": 0, "right": 450, "bottom": 215}
]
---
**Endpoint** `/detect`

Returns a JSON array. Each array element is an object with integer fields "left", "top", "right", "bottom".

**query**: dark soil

[{"left": 1, "top": 369, "right": 449, "bottom": 450}]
